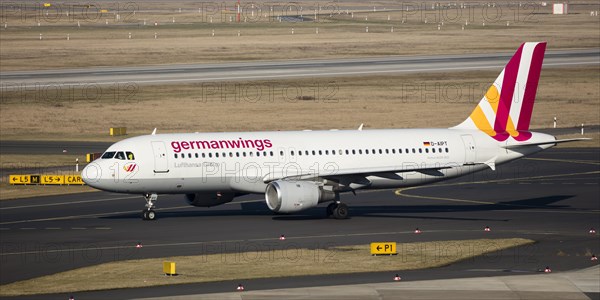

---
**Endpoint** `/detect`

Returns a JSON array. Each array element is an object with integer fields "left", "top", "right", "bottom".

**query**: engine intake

[
  {"left": 265, "top": 180, "right": 336, "bottom": 213},
  {"left": 185, "top": 192, "right": 235, "bottom": 207}
]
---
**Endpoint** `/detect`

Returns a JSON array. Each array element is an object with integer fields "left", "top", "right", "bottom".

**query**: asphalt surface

[
  {"left": 0, "top": 141, "right": 111, "bottom": 155},
  {"left": 1, "top": 49, "right": 598, "bottom": 88},
  {"left": 0, "top": 147, "right": 598, "bottom": 299}
]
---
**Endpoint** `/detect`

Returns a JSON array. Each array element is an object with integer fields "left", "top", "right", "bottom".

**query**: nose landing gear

[{"left": 142, "top": 193, "right": 158, "bottom": 221}]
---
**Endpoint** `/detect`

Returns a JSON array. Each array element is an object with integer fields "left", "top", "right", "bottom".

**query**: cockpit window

[
  {"left": 126, "top": 152, "right": 135, "bottom": 160},
  {"left": 101, "top": 151, "right": 116, "bottom": 159},
  {"left": 115, "top": 152, "right": 126, "bottom": 160}
]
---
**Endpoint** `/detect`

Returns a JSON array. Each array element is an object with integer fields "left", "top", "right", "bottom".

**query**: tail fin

[{"left": 453, "top": 42, "right": 546, "bottom": 142}]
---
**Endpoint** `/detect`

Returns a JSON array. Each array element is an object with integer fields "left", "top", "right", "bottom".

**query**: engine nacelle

[
  {"left": 265, "top": 180, "right": 336, "bottom": 213},
  {"left": 185, "top": 192, "right": 235, "bottom": 207}
]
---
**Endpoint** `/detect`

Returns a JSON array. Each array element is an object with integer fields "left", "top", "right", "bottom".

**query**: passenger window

[
  {"left": 425, "top": 148, "right": 429, "bottom": 153},
  {"left": 392, "top": 149, "right": 396, "bottom": 154},
  {"left": 102, "top": 151, "right": 116, "bottom": 159},
  {"left": 209, "top": 153, "right": 212, "bottom": 158},
  {"left": 325, "top": 150, "right": 329, "bottom": 155},
  {"left": 115, "top": 152, "right": 126, "bottom": 160},
  {"left": 195, "top": 153, "right": 199, "bottom": 158},
  {"left": 174, "top": 153, "right": 178, "bottom": 158},
  {"left": 202, "top": 153, "right": 206, "bottom": 158},
  {"left": 216, "top": 153, "right": 219, "bottom": 158},
  {"left": 445, "top": 148, "right": 449, "bottom": 153},
  {"left": 352, "top": 150, "right": 356, "bottom": 155},
  {"left": 432, "top": 148, "right": 436, "bottom": 153},
  {"left": 365, "top": 149, "right": 369, "bottom": 154},
  {"left": 126, "top": 152, "right": 135, "bottom": 160},
  {"left": 419, "top": 148, "right": 422, "bottom": 153}
]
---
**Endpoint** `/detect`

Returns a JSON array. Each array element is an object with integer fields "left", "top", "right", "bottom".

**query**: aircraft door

[
  {"left": 460, "top": 134, "right": 476, "bottom": 164},
  {"left": 151, "top": 141, "right": 169, "bottom": 173}
]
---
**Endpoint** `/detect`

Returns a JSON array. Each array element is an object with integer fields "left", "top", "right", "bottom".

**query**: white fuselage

[{"left": 81, "top": 128, "right": 555, "bottom": 195}]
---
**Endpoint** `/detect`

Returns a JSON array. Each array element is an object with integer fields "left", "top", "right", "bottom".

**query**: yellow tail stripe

[
  {"left": 469, "top": 105, "right": 495, "bottom": 136},
  {"left": 485, "top": 85, "right": 500, "bottom": 113}
]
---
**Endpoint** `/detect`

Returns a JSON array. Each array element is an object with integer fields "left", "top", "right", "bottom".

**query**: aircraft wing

[{"left": 262, "top": 163, "right": 460, "bottom": 183}]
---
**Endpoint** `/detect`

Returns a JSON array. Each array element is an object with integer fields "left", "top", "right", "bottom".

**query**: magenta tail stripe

[
  {"left": 517, "top": 42, "right": 546, "bottom": 131},
  {"left": 494, "top": 44, "right": 523, "bottom": 133}
]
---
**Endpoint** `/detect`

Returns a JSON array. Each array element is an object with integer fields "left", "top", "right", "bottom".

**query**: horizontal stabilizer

[{"left": 503, "top": 138, "right": 591, "bottom": 149}]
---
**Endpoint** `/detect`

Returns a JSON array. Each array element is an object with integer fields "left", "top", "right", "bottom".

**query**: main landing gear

[
  {"left": 326, "top": 201, "right": 349, "bottom": 219},
  {"left": 142, "top": 193, "right": 158, "bottom": 221}
]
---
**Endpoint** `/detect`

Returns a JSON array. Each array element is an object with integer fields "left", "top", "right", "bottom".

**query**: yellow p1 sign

[{"left": 370, "top": 242, "right": 397, "bottom": 255}]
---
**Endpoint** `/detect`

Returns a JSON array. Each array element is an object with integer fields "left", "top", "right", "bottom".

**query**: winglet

[{"left": 151, "top": 128, "right": 157, "bottom": 135}]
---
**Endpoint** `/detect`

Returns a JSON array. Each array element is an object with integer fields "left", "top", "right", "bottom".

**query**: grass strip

[{"left": 0, "top": 238, "right": 534, "bottom": 296}]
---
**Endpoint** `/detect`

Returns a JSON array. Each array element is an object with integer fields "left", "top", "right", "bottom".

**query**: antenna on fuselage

[
  {"left": 151, "top": 128, "right": 157, "bottom": 135},
  {"left": 358, "top": 123, "right": 364, "bottom": 131}
]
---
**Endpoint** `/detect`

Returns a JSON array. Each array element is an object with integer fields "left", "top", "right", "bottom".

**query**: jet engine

[
  {"left": 265, "top": 180, "right": 336, "bottom": 213},
  {"left": 185, "top": 192, "right": 235, "bottom": 207}
]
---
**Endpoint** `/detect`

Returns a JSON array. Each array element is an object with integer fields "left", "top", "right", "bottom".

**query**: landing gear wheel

[
  {"left": 147, "top": 210, "right": 156, "bottom": 220},
  {"left": 142, "top": 210, "right": 157, "bottom": 221},
  {"left": 326, "top": 202, "right": 337, "bottom": 217},
  {"left": 333, "top": 203, "right": 349, "bottom": 219}
]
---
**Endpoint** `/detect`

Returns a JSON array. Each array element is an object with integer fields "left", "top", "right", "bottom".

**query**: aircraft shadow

[{"left": 100, "top": 195, "right": 574, "bottom": 221}]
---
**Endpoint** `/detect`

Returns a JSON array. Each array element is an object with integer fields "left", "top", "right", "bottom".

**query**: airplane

[{"left": 82, "top": 42, "right": 588, "bottom": 221}]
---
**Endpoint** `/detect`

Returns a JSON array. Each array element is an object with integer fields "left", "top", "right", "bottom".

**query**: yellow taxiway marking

[
  {"left": 395, "top": 170, "right": 600, "bottom": 213},
  {"left": 524, "top": 157, "right": 600, "bottom": 165}
]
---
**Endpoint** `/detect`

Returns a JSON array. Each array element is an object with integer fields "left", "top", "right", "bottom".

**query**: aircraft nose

[{"left": 81, "top": 162, "right": 101, "bottom": 186}]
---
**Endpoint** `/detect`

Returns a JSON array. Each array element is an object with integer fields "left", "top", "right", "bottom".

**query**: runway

[
  {"left": 0, "top": 147, "right": 598, "bottom": 299},
  {"left": 1, "top": 48, "right": 598, "bottom": 88}
]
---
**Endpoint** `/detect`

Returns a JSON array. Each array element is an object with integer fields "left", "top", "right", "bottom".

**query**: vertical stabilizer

[{"left": 453, "top": 42, "right": 546, "bottom": 142}]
